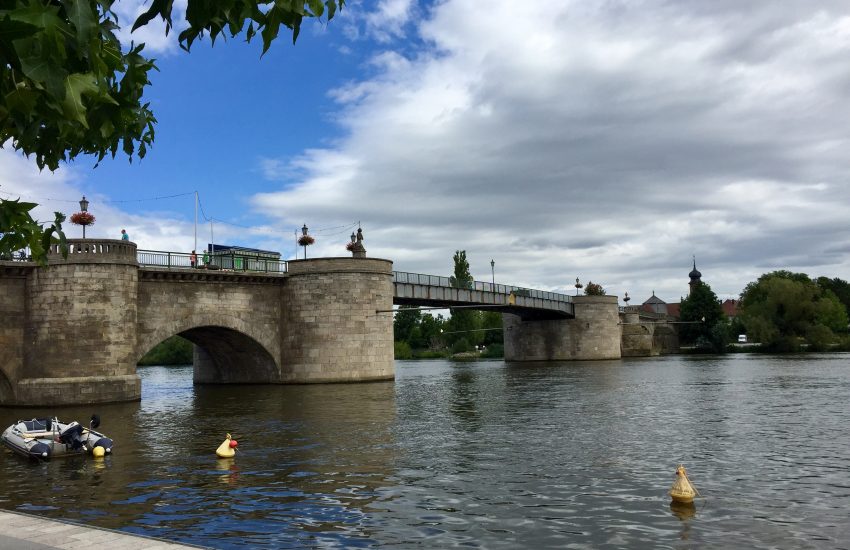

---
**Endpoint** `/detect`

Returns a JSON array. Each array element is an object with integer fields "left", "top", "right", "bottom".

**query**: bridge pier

[
  {"left": 503, "top": 295, "right": 621, "bottom": 361},
  {"left": 282, "top": 258, "right": 394, "bottom": 383},
  {"left": 11, "top": 240, "right": 142, "bottom": 406}
]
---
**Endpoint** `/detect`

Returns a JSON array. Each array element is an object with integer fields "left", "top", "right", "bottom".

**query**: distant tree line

[
  {"left": 678, "top": 271, "right": 850, "bottom": 353},
  {"left": 738, "top": 271, "right": 850, "bottom": 352}
]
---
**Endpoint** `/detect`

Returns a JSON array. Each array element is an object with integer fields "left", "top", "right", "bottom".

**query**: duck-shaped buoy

[
  {"left": 669, "top": 464, "right": 698, "bottom": 503},
  {"left": 216, "top": 433, "right": 238, "bottom": 458}
]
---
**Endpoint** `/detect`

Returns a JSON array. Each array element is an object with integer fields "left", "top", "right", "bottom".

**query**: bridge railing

[
  {"left": 392, "top": 271, "right": 572, "bottom": 303},
  {"left": 137, "top": 249, "right": 287, "bottom": 273}
]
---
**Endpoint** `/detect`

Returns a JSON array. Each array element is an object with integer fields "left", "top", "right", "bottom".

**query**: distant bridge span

[{"left": 392, "top": 271, "right": 574, "bottom": 320}]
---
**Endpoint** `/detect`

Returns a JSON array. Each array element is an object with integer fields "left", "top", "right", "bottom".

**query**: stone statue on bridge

[{"left": 350, "top": 227, "right": 367, "bottom": 258}]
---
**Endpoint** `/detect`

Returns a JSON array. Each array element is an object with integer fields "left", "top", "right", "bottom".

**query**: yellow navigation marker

[{"left": 669, "top": 464, "right": 699, "bottom": 503}]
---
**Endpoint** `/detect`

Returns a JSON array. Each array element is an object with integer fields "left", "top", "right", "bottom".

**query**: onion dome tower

[{"left": 689, "top": 256, "right": 702, "bottom": 295}]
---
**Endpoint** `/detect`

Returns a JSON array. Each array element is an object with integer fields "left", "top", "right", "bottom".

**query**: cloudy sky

[{"left": 3, "top": 0, "right": 850, "bottom": 303}]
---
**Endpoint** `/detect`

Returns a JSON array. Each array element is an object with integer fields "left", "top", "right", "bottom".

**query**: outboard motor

[{"left": 59, "top": 421, "right": 85, "bottom": 451}]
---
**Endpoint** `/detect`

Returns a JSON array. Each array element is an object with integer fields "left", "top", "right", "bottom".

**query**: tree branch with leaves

[{"left": 0, "top": 0, "right": 344, "bottom": 262}]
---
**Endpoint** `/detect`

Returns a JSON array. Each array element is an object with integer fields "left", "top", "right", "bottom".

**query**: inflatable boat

[{"left": 1, "top": 416, "right": 113, "bottom": 459}]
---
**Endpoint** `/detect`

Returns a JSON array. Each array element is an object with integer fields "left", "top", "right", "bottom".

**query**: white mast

[{"left": 194, "top": 191, "right": 198, "bottom": 253}]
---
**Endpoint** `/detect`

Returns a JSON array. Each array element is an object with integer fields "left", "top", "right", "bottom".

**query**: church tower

[{"left": 688, "top": 257, "right": 702, "bottom": 295}]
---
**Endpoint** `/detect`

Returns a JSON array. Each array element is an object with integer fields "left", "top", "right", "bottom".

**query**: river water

[{"left": 1, "top": 355, "right": 849, "bottom": 549}]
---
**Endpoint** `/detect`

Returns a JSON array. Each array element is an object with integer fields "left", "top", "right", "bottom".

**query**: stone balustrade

[{"left": 48, "top": 239, "right": 138, "bottom": 265}]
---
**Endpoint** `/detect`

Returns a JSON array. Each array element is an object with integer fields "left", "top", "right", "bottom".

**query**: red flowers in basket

[
  {"left": 298, "top": 234, "right": 315, "bottom": 246},
  {"left": 70, "top": 212, "right": 95, "bottom": 226}
]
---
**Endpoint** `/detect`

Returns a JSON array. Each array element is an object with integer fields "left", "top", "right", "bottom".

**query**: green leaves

[
  {"left": 739, "top": 271, "right": 849, "bottom": 350},
  {"left": 0, "top": 198, "right": 67, "bottom": 265},
  {"left": 137, "top": 1, "right": 344, "bottom": 53},
  {"left": 1, "top": 1, "right": 345, "bottom": 171},
  {"left": 1, "top": 1, "right": 157, "bottom": 170},
  {"left": 62, "top": 72, "right": 99, "bottom": 126}
]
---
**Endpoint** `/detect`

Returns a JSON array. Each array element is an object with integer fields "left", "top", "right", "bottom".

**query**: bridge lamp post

[
  {"left": 79, "top": 195, "right": 89, "bottom": 239},
  {"left": 624, "top": 291, "right": 630, "bottom": 305},
  {"left": 490, "top": 259, "right": 495, "bottom": 291},
  {"left": 575, "top": 277, "right": 583, "bottom": 296}
]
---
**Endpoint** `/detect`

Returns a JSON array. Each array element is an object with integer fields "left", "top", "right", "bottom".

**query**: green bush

[
  {"left": 584, "top": 281, "right": 606, "bottom": 295},
  {"left": 834, "top": 335, "right": 850, "bottom": 351},
  {"left": 480, "top": 343, "right": 504, "bottom": 358},
  {"left": 138, "top": 336, "right": 193, "bottom": 366},
  {"left": 451, "top": 338, "right": 473, "bottom": 354},
  {"left": 806, "top": 324, "right": 835, "bottom": 352},
  {"left": 394, "top": 341, "right": 413, "bottom": 359}
]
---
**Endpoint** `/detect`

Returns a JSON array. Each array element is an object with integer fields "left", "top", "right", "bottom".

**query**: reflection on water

[{"left": 1, "top": 355, "right": 849, "bottom": 548}]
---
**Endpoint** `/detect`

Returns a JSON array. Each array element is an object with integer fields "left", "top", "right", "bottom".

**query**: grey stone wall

[
  {"left": 504, "top": 295, "right": 621, "bottom": 361},
  {"left": 619, "top": 310, "right": 680, "bottom": 357},
  {"left": 0, "top": 266, "right": 28, "bottom": 403},
  {"left": 282, "top": 258, "right": 394, "bottom": 382},
  {"left": 17, "top": 240, "right": 141, "bottom": 405}
]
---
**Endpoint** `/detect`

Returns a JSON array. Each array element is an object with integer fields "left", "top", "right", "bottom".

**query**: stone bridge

[
  {"left": 0, "top": 240, "right": 632, "bottom": 406},
  {"left": 0, "top": 240, "right": 394, "bottom": 406}
]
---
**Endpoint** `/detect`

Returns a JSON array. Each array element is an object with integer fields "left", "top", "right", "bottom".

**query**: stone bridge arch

[
  {"left": 137, "top": 322, "right": 280, "bottom": 384},
  {"left": 136, "top": 274, "right": 284, "bottom": 384}
]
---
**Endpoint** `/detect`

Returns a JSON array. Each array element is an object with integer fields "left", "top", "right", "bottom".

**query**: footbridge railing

[
  {"left": 137, "top": 249, "right": 287, "bottom": 273},
  {"left": 392, "top": 271, "right": 574, "bottom": 318}
]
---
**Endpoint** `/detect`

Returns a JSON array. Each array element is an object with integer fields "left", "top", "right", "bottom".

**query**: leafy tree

[
  {"left": 446, "top": 249, "right": 476, "bottom": 344},
  {"left": 0, "top": 0, "right": 344, "bottom": 258},
  {"left": 480, "top": 310, "right": 503, "bottom": 345},
  {"left": 679, "top": 281, "right": 726, "bottom": 351},
  {"left": 0, "top": 199, "right": 66, "bottom": 264},
  {"left": 740, "top": 271, "right": 848, "bottom": 351},
  {"left": 419, "top": 312, "right": 446, "bottom": 350},
  {"left": 393, "top": 341, "right": 413, "bottom": 360},
  {"left": 393, "top": 305, "right": 421, "bottom": 343},
  {"left": 816, "top": 277, "right": 850, "bottom": 320},
  {"left": 449, "top": 250, "right": 473, "bottom": 289},
  {"left": 584, "top": 281, "right": 605, "bottom": 296}
]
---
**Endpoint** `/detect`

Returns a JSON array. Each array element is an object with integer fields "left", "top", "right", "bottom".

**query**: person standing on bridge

[
  {"left": 190, "top": 250, "right": 197, "bottom": 268},
  {"left": 121, "top": 229, "right": 129, "bottom": 241}
]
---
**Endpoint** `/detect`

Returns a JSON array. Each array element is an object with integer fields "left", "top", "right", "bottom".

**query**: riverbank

[{"left": 0, "top": 509, "right": 205, "bottom": 549}]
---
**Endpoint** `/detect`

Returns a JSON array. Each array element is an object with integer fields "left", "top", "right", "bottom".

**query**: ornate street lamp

[
  {"left": 297, "top": 223, "right": 314, "bottom": 259},
  {"left": 624, "top": 291, "right": 630, "bottom": 305},
  {"left": 70, "top": 195, "right": 95, "bottom": 239},
  {"left": 575, "top": 277, "right": 583, "bottom": 296}
]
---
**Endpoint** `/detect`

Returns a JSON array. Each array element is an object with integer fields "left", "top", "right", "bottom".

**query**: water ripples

[{"left": 1, "top": 356, "right": 849, "bottom": 548}]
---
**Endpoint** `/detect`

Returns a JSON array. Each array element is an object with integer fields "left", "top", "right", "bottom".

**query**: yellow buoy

[
  {"left": 669, "top": 464, "right": 698, "bottom": 503},
  {"left": 216, "top": 433, "right": 236, "bottom": 458},
  {"left": 92, "top": 446, "right": 105, "bottom": 458}
]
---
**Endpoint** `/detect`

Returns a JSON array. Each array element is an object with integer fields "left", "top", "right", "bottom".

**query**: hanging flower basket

[
  {"left": 70, "top": 212, "right": 95, "bottom": 226},
  {"left": 298, "top": 235, "right": 315, "bottom": 246},
  {"left": 345, "top": 241, "right": 356, "bottom": 251}
]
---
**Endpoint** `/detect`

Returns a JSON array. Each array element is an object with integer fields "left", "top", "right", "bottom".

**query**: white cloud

[
  {"left": 113, "top": 0, "right": 188, "bottom": 55},
  {"left": 0, "top": 149, "right": 199, "bottom": 253},
  {"left": 251, "top": 0, "right": 850, "bottom": 302}
]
